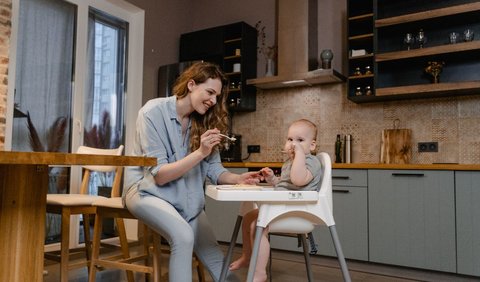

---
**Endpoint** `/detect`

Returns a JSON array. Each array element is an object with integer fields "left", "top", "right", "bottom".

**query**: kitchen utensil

[
  {"left": 380, "top": 119, "right": 412, "bottom": 164},
  {"left": 219, "top": 133, "right": 236, "bottom": 142}
]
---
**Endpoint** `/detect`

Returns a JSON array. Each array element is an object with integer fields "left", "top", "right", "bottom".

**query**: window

[{"left": 7, "top": 0, "right": 144, "bottom": 246}]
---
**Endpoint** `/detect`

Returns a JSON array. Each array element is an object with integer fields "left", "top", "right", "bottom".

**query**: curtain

[{"left": 13, "top": 0, "right": 75, "bottom": 152}]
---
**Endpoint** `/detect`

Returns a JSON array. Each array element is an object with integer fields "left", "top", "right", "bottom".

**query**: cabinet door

[
  {"left": 270, "top": 169, "right": 369, "bottom": 260},
  {"left": 456, "top": 171, "right": 480, "bottom": 276},
  {"left": 368, "top": 170, "right": 456, "bottom": 272},
  {"left": 313, "top": 185, "right": 368, "bottom": 261}
]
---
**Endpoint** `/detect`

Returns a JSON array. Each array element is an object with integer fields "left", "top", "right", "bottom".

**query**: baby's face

[{"left": 284, "top": 123, "right": 316, "bottom": 155}]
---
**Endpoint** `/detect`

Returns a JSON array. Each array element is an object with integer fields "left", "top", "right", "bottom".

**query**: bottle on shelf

[
  {"left": 335, "top": 134, "right": 342, "bottom": 163},
  {"left": 344, "top": 134, "right": 352, "bottom": 163}
]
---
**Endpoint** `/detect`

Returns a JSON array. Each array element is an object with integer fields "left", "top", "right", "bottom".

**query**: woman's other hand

[
  {"left": 238, "top": 171, "right": 262, "bottom": 185},
  {"left": 198, "top": 128, "right": 222, "bottom": 157}
]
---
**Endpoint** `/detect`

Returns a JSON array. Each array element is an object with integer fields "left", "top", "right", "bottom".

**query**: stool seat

[
  {"left": 47, "top": 194, "right": 107, "bottom": 206},
  {"left": 92, "top": 197, "right": 123, "bottom": 208}
]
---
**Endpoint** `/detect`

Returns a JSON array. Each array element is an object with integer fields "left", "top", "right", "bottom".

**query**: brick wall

[{"left": 0, "top": 0, "right": 11, "bottom": 150}]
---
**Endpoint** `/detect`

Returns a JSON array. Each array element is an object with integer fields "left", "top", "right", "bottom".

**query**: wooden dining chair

[{"left": 44, "top": 145, "right": 124, "bottom": 282}]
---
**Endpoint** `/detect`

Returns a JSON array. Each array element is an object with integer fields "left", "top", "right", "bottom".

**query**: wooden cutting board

[{"left": 380, "top": 128, "right": 412, "bottom": 164}]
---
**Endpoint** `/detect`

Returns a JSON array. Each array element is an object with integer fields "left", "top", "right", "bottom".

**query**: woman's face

[{"left": 187, "top": 78, "right": 223, "bottom": 115}]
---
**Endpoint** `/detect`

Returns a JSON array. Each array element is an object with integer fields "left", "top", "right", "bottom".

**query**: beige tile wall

[
  {"left": 0, "top": 0, "right": 11, "bottom": 150},
  {"left": 233, "top": 84, "right": 480, "bottom": 164}
]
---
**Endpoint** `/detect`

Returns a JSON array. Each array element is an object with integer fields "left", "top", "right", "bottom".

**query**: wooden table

[{"left": 0, "top": 151, "right": 156, "bottom": 282}]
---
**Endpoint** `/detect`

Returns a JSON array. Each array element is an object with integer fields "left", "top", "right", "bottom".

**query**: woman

[{"left": 123, "top": 61, "right": 261, "bottom": 281}]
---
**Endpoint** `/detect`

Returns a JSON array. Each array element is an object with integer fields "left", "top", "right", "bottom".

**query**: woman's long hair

[{"left": 172, "top": 61, "right": 229, "bottom": 152}]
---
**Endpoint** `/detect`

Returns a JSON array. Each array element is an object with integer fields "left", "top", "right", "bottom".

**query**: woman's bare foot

[{"left": 229, "top": 255, "right": 250, "bottom": 271}]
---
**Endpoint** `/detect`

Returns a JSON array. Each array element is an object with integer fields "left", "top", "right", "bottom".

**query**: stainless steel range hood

[{"left": 247, "top": 0, "right": 345, "bottom": 89}]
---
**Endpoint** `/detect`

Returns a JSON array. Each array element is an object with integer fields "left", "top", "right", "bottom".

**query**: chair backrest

[
  {"left": 77, "top": 145, "right": 124, "bottom": 196},
  {"left": 317, "top": 152, "right": 333, "bottom": 213}
]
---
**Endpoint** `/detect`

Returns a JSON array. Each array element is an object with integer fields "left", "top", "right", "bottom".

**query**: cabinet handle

[
  {"left": 333, "top": 189, "right": 350, "bottom": 194},
  {"left": 391, "top": 173, "right": 424, "bottom": 177},
  {"left": 332, "top": 176, "right": 350, "bottom": 180}
]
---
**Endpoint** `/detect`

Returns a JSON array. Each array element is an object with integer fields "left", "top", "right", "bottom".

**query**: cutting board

[{"left": 380, "top": 128, "right": 412, "bottom": 164}]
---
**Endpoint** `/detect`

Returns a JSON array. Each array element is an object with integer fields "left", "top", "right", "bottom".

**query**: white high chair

[{"left": 221, "top": 152, "right": 351, "bottom": 282}]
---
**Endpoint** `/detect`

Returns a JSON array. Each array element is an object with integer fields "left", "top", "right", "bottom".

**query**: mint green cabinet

[
  {"left": 368, "top": 170, "right": 456, "bottom": 272},
  {"left": 311, "top": 169, "right": 368, "bottom": 261},
  {"left": 455, "top": 171, "right": 480, "bottom": 276}
]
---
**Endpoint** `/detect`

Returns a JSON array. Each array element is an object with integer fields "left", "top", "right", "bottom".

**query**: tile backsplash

[{"left": 233, "top": 83, "right": 480, "bottom": 164}]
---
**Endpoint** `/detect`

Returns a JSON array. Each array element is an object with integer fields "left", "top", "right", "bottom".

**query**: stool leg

[
  {"left": 88, "top": 213, "right": 103, "bottom": 282},
  {"left": 60, "top": 208, "right": 71, "bottom": 282},
  {"left": 116, "top": 217, "right": 135, "bottom": 282},
  {"left": 152, "top": 233, "right": 162, "bottom": 282},
  {"left": 83, "top": 213, "right": 92, "bottom": 274}
]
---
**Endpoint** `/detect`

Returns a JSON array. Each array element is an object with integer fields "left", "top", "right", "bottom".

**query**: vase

[
  {"left": 320, "top": 49, "right": 334, "bottom": 69},
  {"left": 265, "top": 59, "right": 275, "bottom": 76}
]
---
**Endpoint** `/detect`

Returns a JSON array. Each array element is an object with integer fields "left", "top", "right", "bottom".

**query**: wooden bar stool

[
  {"left": 44, "top": 145, "right": 124, "bottom": 282},
  {"left": 88, "top": 196, "right": 206, "bottom": 281}
]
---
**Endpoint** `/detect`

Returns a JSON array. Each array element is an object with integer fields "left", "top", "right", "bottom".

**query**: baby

[{"left": 229, "top": 119, "right": 322, "bottom": 282}]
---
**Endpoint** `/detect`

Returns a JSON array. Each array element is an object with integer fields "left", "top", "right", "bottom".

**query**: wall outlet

[
  {"left": 418, "top": 142, "right": 438, "bottom": 152},
  {"left": 247, "top": 145, "right": 260, "bottom": 153}
]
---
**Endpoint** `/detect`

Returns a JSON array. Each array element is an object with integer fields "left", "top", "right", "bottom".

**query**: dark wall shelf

[
  {"left": 179, "top": 22, "right": 257, "bottom": 112},
  {"left": 347, "top": 0, "right": 480, "bottom": 103}
]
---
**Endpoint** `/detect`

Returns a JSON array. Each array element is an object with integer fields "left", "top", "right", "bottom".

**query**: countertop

[{"left": 223, "top": 162, "right": 480, "bottom": 171}]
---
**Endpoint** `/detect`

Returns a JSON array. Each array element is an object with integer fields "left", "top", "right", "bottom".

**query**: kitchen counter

[{"left": 223, "top": 162, "right": 480, "bottom": 171}]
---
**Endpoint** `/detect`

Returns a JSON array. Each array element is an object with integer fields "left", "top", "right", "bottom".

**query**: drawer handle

[
  {"left": 333, "top": 189, "right": 350, "bottom": 194},
  {"left": 332, "top": 176, "right": 350, "bottom": 180},
  {"left": 391, "top": 173, "right": 425, "bottom": 177}
]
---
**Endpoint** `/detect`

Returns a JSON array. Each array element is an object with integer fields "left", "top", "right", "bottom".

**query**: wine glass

[
  {"left": 404, "top": 33, "right": 414, "bottom": 50},
  {"left": 416, "top": 29, "right": 427, "bottom": 48}
]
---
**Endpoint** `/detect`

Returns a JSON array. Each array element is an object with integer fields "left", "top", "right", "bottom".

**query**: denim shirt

[{"left": 123, "top": 96, "right": 227, "bottom": 221}]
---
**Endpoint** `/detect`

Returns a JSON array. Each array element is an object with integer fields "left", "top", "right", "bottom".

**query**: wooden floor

[{"left": 44, "top": 243, "right": 479, "bottom": 282}]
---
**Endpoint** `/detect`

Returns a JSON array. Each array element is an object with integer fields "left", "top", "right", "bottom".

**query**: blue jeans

[{"left": 125, "top": 187, "right": 239, "bottom": 282}]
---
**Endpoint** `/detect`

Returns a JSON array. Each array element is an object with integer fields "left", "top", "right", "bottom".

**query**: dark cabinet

[
  {"left": 347, "top": 0, "right": 480, "bottom": 103},
  {"left": 180, "top": 22, "right": 257, "bottom": 112}
]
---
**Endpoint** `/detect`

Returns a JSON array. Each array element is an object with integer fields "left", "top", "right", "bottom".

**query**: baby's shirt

[{"left": 275, "top": 154, "right": 322, "bottom": 191}]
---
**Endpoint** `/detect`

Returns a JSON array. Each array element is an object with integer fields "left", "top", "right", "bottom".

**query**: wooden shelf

[
  {"left": 349, "top": 13, "right": 374, "bottom": 21},
  {"left": 376, "top": 81, "right": 480, "bottom": 97},
  {"left": 224, "top": 38, "right": 241, "bottom": 43},
  {"left": 349, "top": 33, "right": 373, "bottom": 41},
  {"left": 348, "top": 74, "right": 374, "bottom": 80},
  {"left": 349, "top": 81, "right": 480, "bottom": 103},
  {"left": 376, "top": 41, "right": 480, "bottom": 62},
  {"left": 376, "top": 2, "right": 480, "bottom": 28},
  {"left": 224, "top": 55, "right": 241, "bottom": 60},
  {"left": 225, "top": 71, "right": 241, "bottom": 76},
  {"left": 349, "top": 53, "right": 374, "bottom": 60}
]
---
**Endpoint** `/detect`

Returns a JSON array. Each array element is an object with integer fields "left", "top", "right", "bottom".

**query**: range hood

[{"left": 247, "top": 0, "right": 345, "bottom": 89}]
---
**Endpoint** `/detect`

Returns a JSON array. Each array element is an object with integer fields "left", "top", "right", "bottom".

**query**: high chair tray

[{"left": 206, "top": 185, "right": 318, "bottom": 202}]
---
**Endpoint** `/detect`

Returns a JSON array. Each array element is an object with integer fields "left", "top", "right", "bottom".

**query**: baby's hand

[{"left": 260, "top": 167, "right": 275, "bottom": 184}]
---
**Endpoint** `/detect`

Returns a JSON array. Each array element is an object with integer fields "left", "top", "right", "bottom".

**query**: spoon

[{"left": 219, "top": 133, "right": 237, "bottom": 142}]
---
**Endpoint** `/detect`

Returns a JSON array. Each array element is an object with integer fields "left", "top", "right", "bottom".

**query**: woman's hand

[
  {"left": 238, "top": 171, "right": 263, "bottom": 185},
  {"left": 198, "top": 128, "right": 222, "bottom": 157}
]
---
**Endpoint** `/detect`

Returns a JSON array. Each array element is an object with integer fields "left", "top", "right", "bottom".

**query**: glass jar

[
  {"left": 355, "top": 87, "right": 363, "bottom": 96},
  {"left": 364, "top": 66, "right": 372, "bottom": 75},
  {"left": 353, "top": 67, "right": 362, "bottom": 76},
  {"left": 365, "top": 86, "right": 373, "bottom": 96}
]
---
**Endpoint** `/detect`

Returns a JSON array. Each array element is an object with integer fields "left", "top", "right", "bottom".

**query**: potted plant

[{"left": 26, "top": 112, "right": 69, "bottom": 242}]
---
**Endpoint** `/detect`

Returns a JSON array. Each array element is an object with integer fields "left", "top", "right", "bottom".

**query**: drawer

[{"left": 332, "top": 169, "right": 367, "bottom": 187}]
